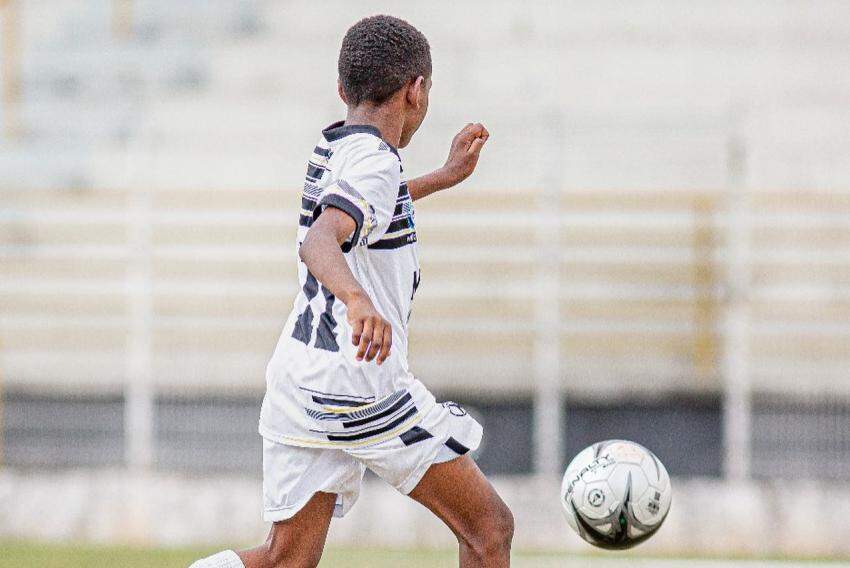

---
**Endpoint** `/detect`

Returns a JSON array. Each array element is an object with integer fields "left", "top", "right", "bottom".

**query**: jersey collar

[{"left": 322, "top": 120, "right": 400, "bottom": 157}]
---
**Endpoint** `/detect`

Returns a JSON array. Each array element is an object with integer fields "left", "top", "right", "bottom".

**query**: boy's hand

[
  {"left": 439, "top": 122, "right": 490, "bottom": 188},
  {"left": 346, "top": 291, "right": 393, "bottom": 364},
  {"left": 407, "top": 123, "right": 489, "bottom": 201}
]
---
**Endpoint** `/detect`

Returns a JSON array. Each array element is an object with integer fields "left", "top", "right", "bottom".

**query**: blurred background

[{"left": 2, "top": 0, "right": 850, "bottom": 563}]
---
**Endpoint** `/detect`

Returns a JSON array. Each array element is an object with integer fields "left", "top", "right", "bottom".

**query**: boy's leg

[
  {"left": 409, "top": 456, "right": 514, "bottom": 567},
  {"left": 191, "top": 435, "right": 366, "bottom": 568},
  {"left": 238, "top": 491, "right": 336, "bottom": 568},
  {"left": 190, "top": 491, "right": 335, "bottom": 568}
]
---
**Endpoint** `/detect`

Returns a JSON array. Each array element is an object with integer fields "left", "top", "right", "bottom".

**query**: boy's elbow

[
  {"left": 298, "top": 229, "right": 315, "bottom": 262},
  {"left": 298, "top": 235, "right": 312, "bottom": 263},
  {"left": 300, "top": 212, "right": 349, "bottom": 263}
]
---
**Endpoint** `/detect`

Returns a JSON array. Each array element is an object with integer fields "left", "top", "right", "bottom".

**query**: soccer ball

[{"left": 560, "top": 440, "right": 672, "bottom": 550}]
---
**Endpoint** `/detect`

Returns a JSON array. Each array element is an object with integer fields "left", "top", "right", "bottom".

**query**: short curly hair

[{"left": 338, "top": 15, "right": 432, "bottom": 106}]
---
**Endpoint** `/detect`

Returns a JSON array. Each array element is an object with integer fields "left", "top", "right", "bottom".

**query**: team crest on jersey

[{"left": 361, "top": 203, "right": 377, "bottom": 242}]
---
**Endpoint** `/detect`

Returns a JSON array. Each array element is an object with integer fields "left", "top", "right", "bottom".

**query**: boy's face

[{"left": 399, "top": 75, "right": 431, "bottom": 148}]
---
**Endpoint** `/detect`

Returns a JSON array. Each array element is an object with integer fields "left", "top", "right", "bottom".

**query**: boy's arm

[
  {"left": 299, "top": 207, "right": 392, "bottom": 365},
  {"left": 408, "top": 123, "right": 489, "bottom": 201}
]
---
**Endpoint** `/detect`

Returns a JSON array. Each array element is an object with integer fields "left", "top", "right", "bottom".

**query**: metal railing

[{"left": 5, "top": 178, "right": 850, "bottom": 477}]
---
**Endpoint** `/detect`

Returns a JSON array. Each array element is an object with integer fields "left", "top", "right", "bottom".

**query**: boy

[{"left": 191, "top": 15, "right": 513, "bottom": 568}]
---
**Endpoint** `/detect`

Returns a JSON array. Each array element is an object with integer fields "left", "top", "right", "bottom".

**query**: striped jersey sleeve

[{"left": 315, "top": 142, "right": 400, "bottom": 251}]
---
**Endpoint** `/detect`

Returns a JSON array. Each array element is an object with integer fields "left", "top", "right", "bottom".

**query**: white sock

[{"left": 189, "top": 550, "right": 245, "bottom": 568}]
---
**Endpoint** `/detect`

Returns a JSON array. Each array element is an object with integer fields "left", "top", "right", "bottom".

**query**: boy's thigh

[
  {"left": 408, "top": 455, "right": 513, "bottom": 543},
  {"left": 262, "top": 438, "right": 366, "bottom": 522},
  {"left": 239, "top": 491, "right": 338, "bottom": 568}
]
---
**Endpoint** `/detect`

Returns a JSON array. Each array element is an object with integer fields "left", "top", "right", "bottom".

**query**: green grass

[
  {"left": 0, "top": 542, "right": 458, "bottom": 568},
  {"left": 1, "top": 541, "right": 847, "bottom": 568},
  {"left": 0, "top": 541, "right": 208, "bottom": 568}
]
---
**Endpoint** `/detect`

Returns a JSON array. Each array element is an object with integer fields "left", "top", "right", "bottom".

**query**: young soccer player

[{"left": 191, "top": 15, "right": 513, "bottom": 568}]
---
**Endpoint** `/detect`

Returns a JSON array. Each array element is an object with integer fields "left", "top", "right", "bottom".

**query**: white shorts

[{"left": 262, "top": 401, "right": 483, "bottom": 522}]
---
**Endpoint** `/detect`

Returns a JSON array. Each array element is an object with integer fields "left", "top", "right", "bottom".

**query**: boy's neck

[{"left": 345, "top": 103, "right": 403, "bottom": 149}]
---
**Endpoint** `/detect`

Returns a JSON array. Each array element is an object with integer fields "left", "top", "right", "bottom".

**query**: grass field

[{"left": 1, "top": 542, "right": 847, "bottom": 568}]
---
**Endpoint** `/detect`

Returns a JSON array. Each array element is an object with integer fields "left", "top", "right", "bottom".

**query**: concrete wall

[{"left": 1, "top": 469, "right": 849, "bottom": 558}]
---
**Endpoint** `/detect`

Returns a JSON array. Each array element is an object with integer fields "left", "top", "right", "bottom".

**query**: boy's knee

[
  {"left": 490, "top": 500, "right": 515, "bottom": 547},
  {"left": 465, "top": 499, "right": 514, "bottom": 559}
]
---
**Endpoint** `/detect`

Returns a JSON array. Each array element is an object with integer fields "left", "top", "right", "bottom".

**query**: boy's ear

[
  {"left": 337, "top": 79, "right": 349, "bottom": 105},
  {"left": 406, "top": 76, "right": 425, "bottom": 109}
]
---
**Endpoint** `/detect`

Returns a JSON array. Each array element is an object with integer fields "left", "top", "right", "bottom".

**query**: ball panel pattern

[{"left": 560, "top": 439, "right": 672, "bottom": 550}]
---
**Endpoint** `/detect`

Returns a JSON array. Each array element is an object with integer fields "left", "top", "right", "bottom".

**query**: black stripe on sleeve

[{"left": 316, "top": 193, "right": 365, "bottom": 253}]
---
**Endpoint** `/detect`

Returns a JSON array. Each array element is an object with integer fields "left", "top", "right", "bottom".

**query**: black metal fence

[{"left": 4, "top": 390, "right": 848, "bottom": 479}]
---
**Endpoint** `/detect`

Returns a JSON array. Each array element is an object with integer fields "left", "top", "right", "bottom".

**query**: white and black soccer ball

[{"left": 560, "top": 440, "right": 672, "bottom": 550}]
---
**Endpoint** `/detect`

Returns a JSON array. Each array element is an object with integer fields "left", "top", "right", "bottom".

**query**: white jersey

[{"left": 259, "top": 121, "right": 436, "bottom": 448}]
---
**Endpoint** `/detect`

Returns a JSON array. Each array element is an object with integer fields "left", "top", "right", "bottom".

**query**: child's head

[{"left": 338, "top": 15, "right": 432, "bottom": 148}]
